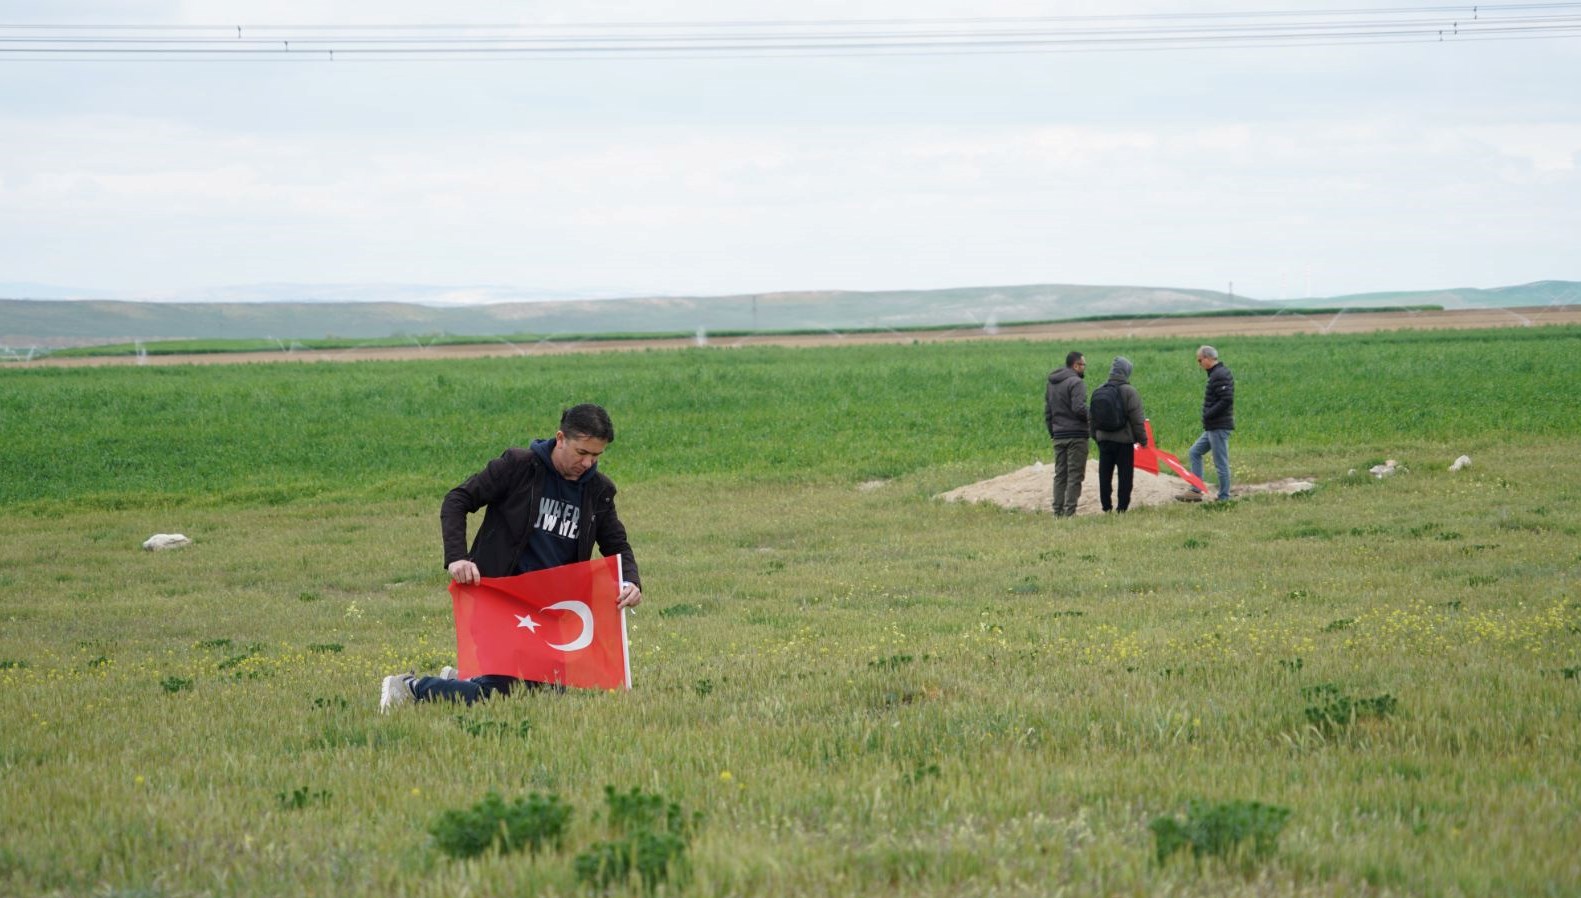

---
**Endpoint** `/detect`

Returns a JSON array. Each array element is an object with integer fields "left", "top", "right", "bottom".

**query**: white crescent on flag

[{"left": 544, "top": 600, "right": 594, "bottom": 652}]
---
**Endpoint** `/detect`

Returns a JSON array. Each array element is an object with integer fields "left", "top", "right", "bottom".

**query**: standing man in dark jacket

[
  {"left": 1091, "top": 356, "right": 1148, "bottom": 513},
  {"left": 1180, "top": 345, "right": 1235, "bottom": 502},
  {"left": 1044, "top": 351, "right": 1089, "bottom": 518},
  {"left": 381, "top": 403, "right": 642, "bottom": 710}
]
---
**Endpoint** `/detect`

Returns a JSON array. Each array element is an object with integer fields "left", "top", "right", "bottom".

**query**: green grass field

[{"left": 1, "top": 326, "right": 1578, "bottom": 896}]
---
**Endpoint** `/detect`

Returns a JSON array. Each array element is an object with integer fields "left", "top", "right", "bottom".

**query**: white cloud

[
  {"left": 1455, "top": 124, "right": 1581, "bottom": 173},
  {"left": 2, "top": 111, "right": 1576, "bottom": 295},
  {"left": 0, "top": 1, "right": 1578, "bottom": 296}
]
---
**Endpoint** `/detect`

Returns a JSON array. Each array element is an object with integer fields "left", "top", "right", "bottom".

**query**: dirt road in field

[{"left": 17, "top": 305, "right": 1579, "bottom": 368}]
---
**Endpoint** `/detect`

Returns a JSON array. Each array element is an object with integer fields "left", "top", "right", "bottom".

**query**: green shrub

[
  {"left": 429, "top": 791, "right": 571, "bottom": 859},
  {"left": 1150, "top": 799, "right": 1291, "bottom": 866},
  {"left": 574, "top": 829, "right": 688, "bottom": 892},
  {"left": 1305, "top": 693, "right": 1398, "bottom": 731},
  {"left": 573, "top": 786, "right": 699, "bottom": 892},
  {"left": 867, "top": 654, "right": 914, "bottom": 670},
  {"left": 276, "top": 786, "right": 331, "bottom": 810},
  {"left": 603, "top": 785, "right": 696, "bottom": 836}
]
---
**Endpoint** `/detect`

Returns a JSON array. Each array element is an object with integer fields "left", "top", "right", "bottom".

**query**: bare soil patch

[
  {"left": 17, "top": 305, "right": 1579, "bottom": 368},
  {"left": 938, "top": 459, "right": 1314, "bottom": 515}
]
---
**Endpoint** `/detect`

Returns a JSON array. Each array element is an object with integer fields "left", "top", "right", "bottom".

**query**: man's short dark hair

[
  {"left": 560, "top": 404, "right": 615, "bottom": 442},
  {"left": 1065, "top": 351, "right": 1085, "bottom": 368}
]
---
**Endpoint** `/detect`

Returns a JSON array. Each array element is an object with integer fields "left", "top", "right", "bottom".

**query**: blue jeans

[
  {"left": 412, "top": 674, "right": 560, "bottom": 705},
  {"left": 1188, "top": 430, "right": 1232, "bottom": 500}
]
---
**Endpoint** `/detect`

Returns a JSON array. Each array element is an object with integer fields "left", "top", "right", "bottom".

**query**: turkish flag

[
  {"left": 1134, "top": 420, "right": 1209, "bottom": 493},
  {"left": 449, "top": 555, "right": 630, "bottom": 690}
]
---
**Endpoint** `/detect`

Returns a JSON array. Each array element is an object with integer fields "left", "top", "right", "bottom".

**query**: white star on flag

[{"left": 515, "top": 613, "right": 539, "bottom": 633}]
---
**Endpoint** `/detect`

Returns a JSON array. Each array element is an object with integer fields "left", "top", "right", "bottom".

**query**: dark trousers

[
  {"left": 1096, "top": 440, "right": 1135, "bottom": 512},
  {"left": 411, "top": 674, "right": 559, "bottom": 705}
]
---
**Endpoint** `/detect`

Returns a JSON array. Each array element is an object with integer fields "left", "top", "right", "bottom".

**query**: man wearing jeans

[
  {"left": 1179, "top": 345, "right": 1235, "bottom": 502},
  {"left": 381, "top": 403, "right": 643, "bottom": 710},
  {"left": 1043, "top": 350, "right": 1089, "bottom": 517}
]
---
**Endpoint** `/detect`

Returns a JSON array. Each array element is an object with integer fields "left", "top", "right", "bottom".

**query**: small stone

[{"left": 142, "top": 533, "right": 191, "bottom": 551}]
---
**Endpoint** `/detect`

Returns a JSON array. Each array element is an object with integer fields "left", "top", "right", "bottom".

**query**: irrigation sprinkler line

[{"left": 493, "top": 336, "right": 528, "bottom": 356}]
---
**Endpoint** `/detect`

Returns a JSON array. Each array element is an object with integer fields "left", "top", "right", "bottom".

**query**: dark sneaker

[{"left": 1175, "top": 490, "right": 1204, "bottom": 503}]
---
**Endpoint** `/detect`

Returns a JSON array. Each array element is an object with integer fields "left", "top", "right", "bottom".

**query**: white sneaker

[
  {"left": 439, "top": 666, "right": 459, "bottom": 680},
  {"left": 379, "top": 673, "right": 416, "bottom": 713}
]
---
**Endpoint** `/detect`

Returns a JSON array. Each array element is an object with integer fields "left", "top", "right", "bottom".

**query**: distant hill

[
  {"left": 1266, "top": 280, "right": 1581, "bottom": 311},
  {"left": 0, "top": 281, "right": 645, "bottom": 305},
  {"left": 2, "top": 281, "right": 1575, "bottom": 348}
]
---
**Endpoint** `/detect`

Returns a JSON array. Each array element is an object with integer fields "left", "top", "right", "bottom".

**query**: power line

[
  {"left": 4, "top": 14, "right": 1578, "bottom": 44},
  {"left": 1, "top": 3, "right": 1578, "bottom": 61},
  {"left": 5, "top": 3, "right": 1581, "bottom": 30}
]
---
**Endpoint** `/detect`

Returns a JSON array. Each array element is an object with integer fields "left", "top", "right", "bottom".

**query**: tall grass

[{"left": 0, "top": 325, "right": 1577, "bottom": 896}]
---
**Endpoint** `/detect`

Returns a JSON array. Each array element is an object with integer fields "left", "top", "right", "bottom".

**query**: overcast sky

[{"left": 2, "top": 1, "right": 1578, "bottom": 301}]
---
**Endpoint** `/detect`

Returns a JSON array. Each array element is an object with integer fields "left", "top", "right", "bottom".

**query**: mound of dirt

[{"left": 937, "top": 460, "right": 1313, "bottom": 515}]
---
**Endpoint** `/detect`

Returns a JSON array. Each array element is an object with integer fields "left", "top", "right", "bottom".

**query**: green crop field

[{"left": 1, "top": 326, "right": 1578, "bottom": 896}]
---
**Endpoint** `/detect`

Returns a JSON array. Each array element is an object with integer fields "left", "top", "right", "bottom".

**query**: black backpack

[{"left": 1090, "top": 383, "right": 1127, "bottom": 432}]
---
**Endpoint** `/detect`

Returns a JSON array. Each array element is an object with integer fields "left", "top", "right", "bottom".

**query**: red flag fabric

[
  {"left": 1133, "top": 445, "right": 1162, "bottom": 475},
  {"left": 449, "top": 555, "right": 629, "bottom": 690},
  {"left": 1133, "top": 420, "right": 1209, "bottom": 493},
  {"left": 1134, "top": 419, "right": 1162, "bottom": 475},
  {"left": 1157, "top": 452, "right": 1210, "bottom": 494}
]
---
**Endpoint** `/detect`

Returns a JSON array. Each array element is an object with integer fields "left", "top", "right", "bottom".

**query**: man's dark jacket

[
  {"left": 1202, "top": 362, "right": 1235, "bottom": 431},
  {"left": 440, "top": 447, "right": 641, "bottom": 586},
  {"left": 1045, "top": 367, "right": 1089, "bottom": 440}
]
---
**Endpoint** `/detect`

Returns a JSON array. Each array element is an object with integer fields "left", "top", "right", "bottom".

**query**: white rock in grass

[
  {"left": 1449, "top": 455, "right": 1472, "bottom": 472},
  {"left": 142, "top": 533, "right": 191, "bottom": 551},
  {"left": 1369, "top": 459, "right": 1399, "bottom": 478}
]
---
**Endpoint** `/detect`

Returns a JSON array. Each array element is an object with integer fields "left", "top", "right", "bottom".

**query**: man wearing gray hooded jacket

[
  {"left": 1090, "top": 356, "right": 1148, "bottom": 513},
  {"left": 1043, "top": 351, "right": 1089, "bottom": 517}
]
